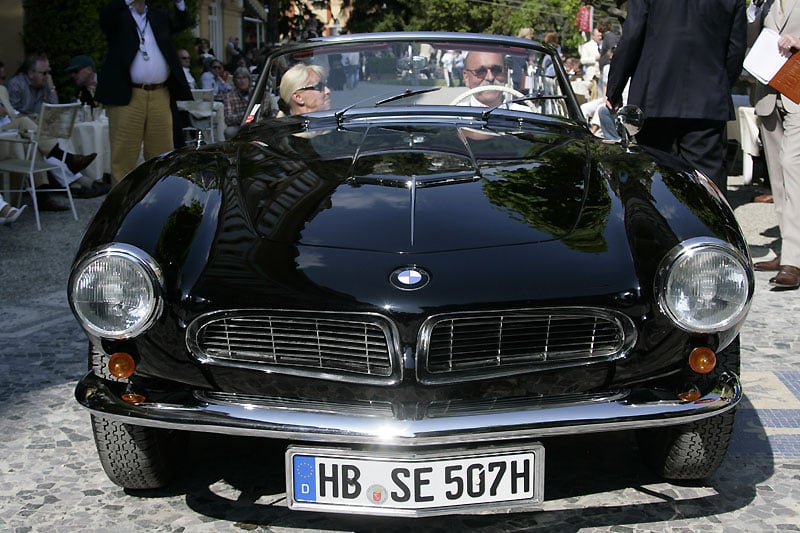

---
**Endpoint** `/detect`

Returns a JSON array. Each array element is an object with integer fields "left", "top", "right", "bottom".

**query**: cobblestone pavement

[{"left": 1, "top": 177, "right": 799, "bottom": 532}]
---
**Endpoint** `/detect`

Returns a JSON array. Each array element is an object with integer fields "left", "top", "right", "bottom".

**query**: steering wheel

[{"left": 449, "top": 85, "right": 530, "bottom": 107}]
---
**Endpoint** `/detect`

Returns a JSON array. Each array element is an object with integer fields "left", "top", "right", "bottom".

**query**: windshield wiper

[
  {"left": 481, "top": 91, "right": 567, "bottom": 120},
  {"left": 375, "top": 87, "right": 441, "bottom": 106},
  {"left": 335, "top": 87, "right": 443, "bottom": 127}
]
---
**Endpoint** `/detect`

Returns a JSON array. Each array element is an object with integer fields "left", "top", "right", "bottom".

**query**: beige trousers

[
  {"left": 760, "top": 100, "right": 800, "bottom": 268},
  {"left": 107, "top": 86, "right": 173, "bottom": 186}
]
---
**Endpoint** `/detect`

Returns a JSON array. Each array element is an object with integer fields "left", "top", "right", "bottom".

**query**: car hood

[{"left": 236, "top": 122, "right": 595, "bottom": 253}]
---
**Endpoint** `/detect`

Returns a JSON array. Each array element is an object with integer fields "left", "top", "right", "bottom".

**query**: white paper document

[{"left": 744, "top": 28, "right": 787, "bottom": 84}]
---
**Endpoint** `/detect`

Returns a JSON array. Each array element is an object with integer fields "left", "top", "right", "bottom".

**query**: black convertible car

[{"left": 71, "top": 32, "right": 754, "bottom": 517}]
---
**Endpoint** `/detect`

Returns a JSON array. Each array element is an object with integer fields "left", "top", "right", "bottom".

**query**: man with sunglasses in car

[{"left": 460, "top": 51, "right": 528, "bottom": 111}]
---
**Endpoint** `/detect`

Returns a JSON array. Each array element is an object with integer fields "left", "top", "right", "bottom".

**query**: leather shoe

[
  {"left": 71, "top": 181, "right": 111, "bottom": 198},
  {"left": 66, "top": 153, "right": 97, "bottom": 175},
  {"left": 754, "top": 256, "right": 781, "bottom": 272},
  {"left": 770, "top": 265, "right": 800, "bottom": 289},
  {"left": 37, "top": 193, "right": 69, "bottom": 212}
]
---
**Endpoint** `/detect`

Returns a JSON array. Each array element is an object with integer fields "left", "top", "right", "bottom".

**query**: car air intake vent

[
  {"left": 419, "top": 309, "right": 634, "bottom": 384},
  {"left": 187, "top": 311, "right": 400, "bottom": 385}
]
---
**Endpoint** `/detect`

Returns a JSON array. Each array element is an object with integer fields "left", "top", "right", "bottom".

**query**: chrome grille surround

[
  {"left": 197, "top": 390, "right": 627, "bottom": 421},
  {"left": 186, "top": 310, "right": 402, "bottom": 385},
  {"left": 417, "top": 307, "right": 637, "bottom": 384}
]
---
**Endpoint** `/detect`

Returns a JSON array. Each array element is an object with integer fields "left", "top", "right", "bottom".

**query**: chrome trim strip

[{"left": 76, "top": 372, "right": 741, "bottom": 446}]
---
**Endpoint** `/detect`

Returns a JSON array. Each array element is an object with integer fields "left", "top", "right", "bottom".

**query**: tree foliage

[{"left": 341, "top": 0, "right": 625, "bottom": 54}]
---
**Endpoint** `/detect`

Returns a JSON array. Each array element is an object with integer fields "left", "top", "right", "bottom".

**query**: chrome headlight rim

[
  {"left": 69, "top": 243, "right": 164, "bottom": 340},
  {"left": 655, "top": 237, "right": 753, "bottom": 334}
]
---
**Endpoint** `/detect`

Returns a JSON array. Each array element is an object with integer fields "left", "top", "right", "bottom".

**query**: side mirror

[{"left": 614, "top": 105, "right": 645, "bottom": 150}]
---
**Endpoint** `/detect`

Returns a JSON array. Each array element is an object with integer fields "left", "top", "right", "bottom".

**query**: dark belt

[{"left": 131, "top": 82, "right": 166, "bottom": 91}]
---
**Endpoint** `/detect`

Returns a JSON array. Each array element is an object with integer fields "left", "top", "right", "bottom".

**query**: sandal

[{"left": 0, "top": 204, "right": 26, "bottom": 225}]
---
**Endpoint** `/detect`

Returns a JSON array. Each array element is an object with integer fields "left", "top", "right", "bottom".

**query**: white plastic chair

[
  {"left": 0, "top": 103, "right": 80, "bottom": 230},
  {"left": 184, "top": 89, "right": 217, "bottom": 143}
]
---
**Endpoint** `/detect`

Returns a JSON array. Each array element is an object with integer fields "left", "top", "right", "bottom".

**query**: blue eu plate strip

[{"left": 293, "top": 455, "right": 317, "bottom": 502}]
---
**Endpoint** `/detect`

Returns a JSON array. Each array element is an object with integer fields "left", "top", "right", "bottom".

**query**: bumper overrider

[{"left": 75, "top": 371, "right": 742, "bottom": 445}]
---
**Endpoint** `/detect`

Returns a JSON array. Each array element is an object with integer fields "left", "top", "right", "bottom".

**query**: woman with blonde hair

[{"left": 279, "top": 63, "right": 331, "bottom": 115}]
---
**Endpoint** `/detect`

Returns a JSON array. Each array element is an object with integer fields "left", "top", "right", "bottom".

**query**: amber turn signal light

[
  {"left": 678, "top": 387, "right": 702, "bottom": 402},
  {"left": 121, "top": 393, "right": 146, "bottom": 405},
  {"left": 688, "top": 347, "right": 716, "bottom": 374},
  {"left": 108, "top": 352, "right": 136, "bottom": 379}
]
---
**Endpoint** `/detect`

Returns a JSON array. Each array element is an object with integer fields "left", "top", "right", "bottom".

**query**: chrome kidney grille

[
  {"left": 418, "top": 309, "right": 635, "bottom": 384},
  {"left": 187, "top": 311, "right": 400, "bottom": 385},
  {"left": 187, "top": 308, "right": 633, "bottom": 385}
]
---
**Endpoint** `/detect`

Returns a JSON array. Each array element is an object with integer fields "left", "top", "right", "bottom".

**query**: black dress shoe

[
  {"left": 66, "top": 153, "right": 97, "bottom": 174},
  {"left": 71, "top": 181, "right": 111, "bottom": 198},
  {"left": 37, "top": 194, "right": 69, "bottom": 211},
  {"left": 770, "top": 265, "right": 800, "bottom": 289},
  {"left": 754, "top": 256, "right": 781, "bottom": 272}
]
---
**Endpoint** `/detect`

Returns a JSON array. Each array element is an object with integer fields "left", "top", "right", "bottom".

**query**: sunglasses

[
  {"left": 464, "top": 65, "right": 505, "bottom": 78},
  {"left": 212, "top": 65, "right": 223, "bottom": 70},
  {"left": 296, "top": 81, "right": 327, "bottom": 92},
  {"left": 180, "top": 56, "right": 191, "bottom": 60},
  {"left": 35, "top": 70, "right": 52, "bottom": 75}
]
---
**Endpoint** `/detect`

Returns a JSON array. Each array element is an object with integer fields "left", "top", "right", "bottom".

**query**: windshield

[{"left": 247, "top": 33, "right": 579, "bottom": 124}]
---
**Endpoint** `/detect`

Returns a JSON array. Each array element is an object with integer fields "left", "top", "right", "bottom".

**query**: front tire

[
  {"left": 91, "top": 415, "right": 180, "bottom": 489},
  {"left": 637, "top": 410, "right": 736, "bottom": 480},
  {"left": 637, "top": 336, "right": 740, "bottom": 480}
]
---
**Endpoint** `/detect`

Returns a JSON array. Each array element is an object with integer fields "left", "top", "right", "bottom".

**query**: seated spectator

[
  {"left": 0, "top": 84, "right": 97, "bottom": 208},
  {"left": 200, "top": 58, "right": 232, "bottom": 100},
  {"left": 7, "top": 53, "right": 58, "bottom": 117},
  {"left": 278, "top": 63, "right": 331, "bottom": 116},
  {"left": 66, "top": 55, "right": 98, "bottom": 108},
  {"left": 223, "top": 67, "right": 252, "bottom": 138},
  {"left": 565, "top": 57, "right": 593, "bottom": 103}
]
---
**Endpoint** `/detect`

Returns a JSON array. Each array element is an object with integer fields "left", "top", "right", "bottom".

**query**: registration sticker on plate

[{"left": 286, "top": 444, "right": 544, "bottom": 517}]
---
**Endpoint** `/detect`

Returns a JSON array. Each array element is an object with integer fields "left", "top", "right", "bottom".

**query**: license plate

[{"left": 286, "top": 444, "right": 544, "bottom": 517}]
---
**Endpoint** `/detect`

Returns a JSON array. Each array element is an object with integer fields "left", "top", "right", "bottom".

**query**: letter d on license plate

[{"left": 286, "top": 444, "right": 544, "bottom": 517}]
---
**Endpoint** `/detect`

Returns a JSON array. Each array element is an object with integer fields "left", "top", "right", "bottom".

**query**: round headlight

[
  {"left": 657, "top": 239, "right": 752, "bottom": 333},
  {"left": 69, "top": 244, "right": 163, "bottom": 339}
]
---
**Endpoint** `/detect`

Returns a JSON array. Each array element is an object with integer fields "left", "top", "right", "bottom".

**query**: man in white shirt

[{"left": 96, "top": 0, "right": 193, "bottom": 186}]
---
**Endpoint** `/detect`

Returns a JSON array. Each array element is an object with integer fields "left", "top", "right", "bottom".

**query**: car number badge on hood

[{"left": 390, "top": 266, "right": 430, "bottom": 290}]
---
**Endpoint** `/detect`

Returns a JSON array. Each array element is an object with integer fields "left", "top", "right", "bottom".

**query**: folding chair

[
  {"left": 0, "top": 103, "right": 80, "bottom": 230},
  {"left": 183, "top": 89, "right": 217, "bottom": 143}
]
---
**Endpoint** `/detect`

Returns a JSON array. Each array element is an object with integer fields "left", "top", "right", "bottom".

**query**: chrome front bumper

[{"left": 75, "top": 371, "right": 742, "bottom": 446}]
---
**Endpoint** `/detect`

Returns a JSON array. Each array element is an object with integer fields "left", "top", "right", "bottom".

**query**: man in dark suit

[
  {"left": 605, "top": 0, "right": 747, "bottom": 195},
  {"left": 96, "top": 0, "right": 193, "bottom": 186}
]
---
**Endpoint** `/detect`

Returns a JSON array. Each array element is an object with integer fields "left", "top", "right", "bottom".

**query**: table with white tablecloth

[{"left": 62, "top": 117, "right": 111, "bottom": 181}]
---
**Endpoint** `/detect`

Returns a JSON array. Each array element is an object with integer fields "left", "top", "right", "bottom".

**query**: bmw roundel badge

[{"left": 390, "top": 266, "right": 430, "bottom": 290}]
